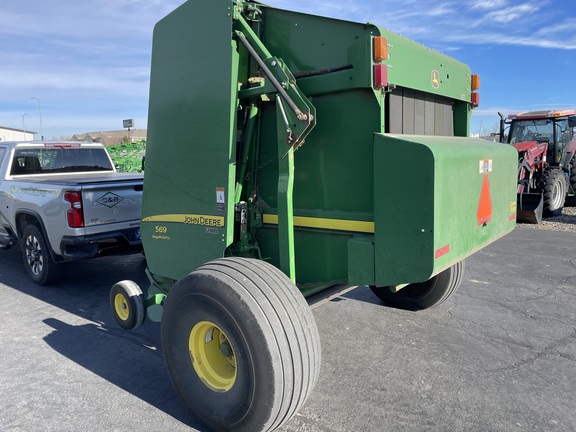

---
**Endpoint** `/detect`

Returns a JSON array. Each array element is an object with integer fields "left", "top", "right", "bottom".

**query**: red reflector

[
  {"left": 435, "top": 244, "right": 450, "bottom": 259},
  {"left": 374, "top": 64, "right": 388, "bottom": 89},
  {"left": 64, "top": 191, "right": 84, "bottom": 228},
  {"left": 471, "top": 92, "right": 480, "bottom": 107}
]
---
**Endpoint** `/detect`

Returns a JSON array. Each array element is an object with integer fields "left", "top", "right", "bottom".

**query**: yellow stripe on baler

[{"left": 262, "top": 214, "right": 374, "bottom": 233}]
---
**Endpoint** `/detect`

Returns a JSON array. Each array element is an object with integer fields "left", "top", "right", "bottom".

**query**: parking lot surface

[{"left": 1, "top": 226, "right": 575, "bottom": 432}]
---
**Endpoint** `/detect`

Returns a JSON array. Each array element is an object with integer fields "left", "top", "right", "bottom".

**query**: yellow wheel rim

[
  {"left": 114, "top": 293, "right": 130, "bottom": 321},
  {"left": 189, "top": 321, "right": 237, "bottom": 392}
]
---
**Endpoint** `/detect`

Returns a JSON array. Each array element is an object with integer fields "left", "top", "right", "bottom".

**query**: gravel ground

[{"left": 518, "top": 204, "right": 576, "bottom": 232}]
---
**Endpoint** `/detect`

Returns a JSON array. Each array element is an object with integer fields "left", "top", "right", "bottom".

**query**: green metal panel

[
  {"left": 141, "top": 0, "right": 238, "bottom": 281},
  {"left": 373, "top": 134, "right": 518, "bottom": 286},
  {"left": 375, "top": 25, "right": 473, "bottom": 104},
  {"left": 348, "top": 237, "right": 375, "bottom": 286}
]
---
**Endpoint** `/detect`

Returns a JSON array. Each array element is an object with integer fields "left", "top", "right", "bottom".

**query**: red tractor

[{"left": 498, "top": 110, "right": 576, "bottom": 223}]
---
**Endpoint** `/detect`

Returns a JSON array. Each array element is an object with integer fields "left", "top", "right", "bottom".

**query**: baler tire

[
  {"left": 21, "top": 224, "right": 60, "bottom": 285},
  {"left": 370, "top": 260, "right": 465, "bottom": 311},
  {"left": 110, "top": 280, "right": 145, "bottom": 330},
  {"left": 538, "top": 168, "right": 566, "bottom": 217},
  {"left": 161, "top": 257, "right": 321, "bottom": 432}
]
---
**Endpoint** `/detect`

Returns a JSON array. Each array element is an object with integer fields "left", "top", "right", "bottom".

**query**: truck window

[{"left": 11, "top": 148, "right": 114, "bottom": 175}]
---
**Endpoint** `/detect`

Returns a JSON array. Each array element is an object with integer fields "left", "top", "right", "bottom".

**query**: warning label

[
  {"left": 479, "top": 159, "right": 493, "bottom": 174},
  {"left": 216, "top": 187, "right": 225, "bottom": 213}
]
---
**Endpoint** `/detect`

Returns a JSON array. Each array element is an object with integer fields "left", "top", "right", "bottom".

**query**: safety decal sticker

[
  {"left": 479, "top": 159, "right": 493, "bottom": 174},
  {"left": 216, "top": 187, "right": 225, "bottom": 213}
]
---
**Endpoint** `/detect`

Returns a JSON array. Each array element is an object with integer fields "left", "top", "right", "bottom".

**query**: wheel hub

[
  {"left": 25, "top": 236, "right": 43, "bottom": 276},
  {"left": 114, "top": 294, "right": 130, "bottom": 321},
  {"left": 189, "top": 321, "right": 237, "bottom": 392}
]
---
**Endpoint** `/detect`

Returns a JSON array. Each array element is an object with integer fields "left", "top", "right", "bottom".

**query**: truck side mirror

[
  {"left": 568, "top": 117, "right": 576, "bottom": 128},
  {"left": 141, "top": 156, "right": 145, "bottom": 172}
]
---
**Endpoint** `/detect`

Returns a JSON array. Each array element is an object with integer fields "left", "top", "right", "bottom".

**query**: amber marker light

[
  {"left": 374, "top": 36, "right": 388, "bottom": 62},
  {"left": 471, "top": 74, "right": 480, "bottom": 90}
]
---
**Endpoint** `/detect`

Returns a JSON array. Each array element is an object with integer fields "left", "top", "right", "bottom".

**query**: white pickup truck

[{"left": 0, "top": 141, "right": 143, "bottom": 284}]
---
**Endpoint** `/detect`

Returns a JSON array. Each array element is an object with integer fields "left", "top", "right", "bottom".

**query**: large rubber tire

[
  {"left": 161, "top": 257, "right": 321, "bottom": 432},
  {"left": 110, "top": 280, "right": 145, "bottom": 330},
  {"left": 21, "top": 224, "right": 60, "bottom": 285},
  {"left": 568, "top": 167, "right": 576, "bottom": 204},
  {"left": 370, "top": 260, "right": 465, "bottom": 311},
  {"left": 538, "top": 169, "right": 566, "bottom": 217}
]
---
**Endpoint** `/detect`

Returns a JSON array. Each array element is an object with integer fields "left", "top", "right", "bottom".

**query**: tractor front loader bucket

[{"left": 517, "top": 192, "right": 544, "bottom": 224}]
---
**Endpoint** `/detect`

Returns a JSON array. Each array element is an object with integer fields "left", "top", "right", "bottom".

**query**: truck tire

[
  {"left": 21, "top": 224, "right": 60, "bottom": 285},
  {"left": 161, "top": 257, "right": 321, "bottom": 432},
  {"left": 538, "top": 168, "right": 566, "bottom": 216},
  {"left": 370, "top": 260, "right": 465, "bottom": 311},
  {"left": 110, "top": 280, "right": 145, "bottom": 330}
]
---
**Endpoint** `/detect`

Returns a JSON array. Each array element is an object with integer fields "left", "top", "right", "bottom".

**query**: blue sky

[{"left": 1, "top": 0, "right": 575, "bottom": 139}]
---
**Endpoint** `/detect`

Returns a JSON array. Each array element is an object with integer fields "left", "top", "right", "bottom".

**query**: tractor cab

[{"left": 506, "top": 111, "right": 576, "bottom": 167}]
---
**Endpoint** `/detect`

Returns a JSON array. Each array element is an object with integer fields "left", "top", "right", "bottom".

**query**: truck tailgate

[{"left": 80, "top": 176, "right": 143, "bottom": 229}]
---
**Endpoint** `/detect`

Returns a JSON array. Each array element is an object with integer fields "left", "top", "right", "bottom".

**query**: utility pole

[
  {"left": 31, "top": 97, "right": 44, "bottom": 140},
  {"left": 22, "top": 113, "right": 28, "bottom": 140}
]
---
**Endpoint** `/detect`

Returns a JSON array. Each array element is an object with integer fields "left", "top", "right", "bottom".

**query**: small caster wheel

[{"left": 110, "top": 280, "right": 145, "bottom": 330}]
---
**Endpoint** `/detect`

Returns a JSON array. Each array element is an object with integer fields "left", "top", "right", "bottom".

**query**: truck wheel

[
  {"left": 370, "top": 260, "right": 465, "bottom": 310},
  {"left": 161, "top": 257, "right": 321, "bottom": 432},
  {"left": 110, "top": 280, "right": 145, "bottom": 330},
  {"left": 21, "top": 224, "right": 60, "bottom": 285},
  {"left": 538, "top": 169, "right": 566, "bottom": 216}
]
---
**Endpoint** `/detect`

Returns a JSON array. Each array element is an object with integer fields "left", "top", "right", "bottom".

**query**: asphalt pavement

[{"left": 0, "top": 226, "right": 575, "bottom": 432}]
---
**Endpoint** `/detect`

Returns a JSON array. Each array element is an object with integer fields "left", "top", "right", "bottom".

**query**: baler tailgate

[{"left": 374, "top": 133, "right": 518, "bottom": 287}]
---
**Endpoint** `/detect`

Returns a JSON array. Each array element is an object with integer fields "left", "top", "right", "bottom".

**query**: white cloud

[{"left": 470, "top": 0, "right": 508, "bottom": 10}]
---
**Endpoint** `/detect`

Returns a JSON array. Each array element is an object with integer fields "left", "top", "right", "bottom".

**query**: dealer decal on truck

[{"left": 95, "top": 192, "right": 126, "bottom": 208}]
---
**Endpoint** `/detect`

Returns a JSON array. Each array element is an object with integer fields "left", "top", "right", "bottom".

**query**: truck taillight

[{"left": 64, "top": 191, "right": 84, "bottom": 228}]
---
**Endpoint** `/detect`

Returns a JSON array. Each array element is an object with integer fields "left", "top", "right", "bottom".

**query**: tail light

[
  {"left": 374, "top": 64, "right": 388, "bottom": 89},
  {"left": 64, "top": 191, "right": 84, "bottom": 228},
  {"left": 373, "top": 36, "right": 389, "bottom": 89},
  {"left": 471, "top": 92, "right": 480, "bottom": 107},
  {"left": 471, "top": 74, "right": 480, "bottom": 107}
]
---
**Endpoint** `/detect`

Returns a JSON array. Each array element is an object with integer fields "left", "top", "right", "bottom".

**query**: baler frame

[{"left": 110, "top": 2, "right": 518, "bottom": 431}]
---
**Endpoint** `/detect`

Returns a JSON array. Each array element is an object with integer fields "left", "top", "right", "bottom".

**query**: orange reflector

[
  {"left": 477, "top": 174, "right": 493, "bottom": 226},
  {"left": 374, "top": 64, "right": 388, "bottom": 89},
  {"left": 373, "top": 36, "right": 388, "bottom": 62},
  {"left": 471, "top": 74, "right": 480, "bottom": 90},
  {"left": 471, "top": 92, "right": 480, "bottom": 107}
]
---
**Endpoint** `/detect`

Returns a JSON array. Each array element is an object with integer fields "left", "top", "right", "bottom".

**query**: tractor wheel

[
  {"left": 161, "top": 257, "right": 321, "bottom": 432},
  {"left": 21, "top": 224, "right": 60, "bottom": 285},
  {"left": 569, "top": 167, "right": 576, "bottom": 204},
  {"left": 538, "top": 169, "right": 566, "bottom": 217},
  {"left": 110, "top": 280, "right": 145, "bottom": 330},
  {"left": 370, "top": 260, "right": 465, "bottom": 311}
]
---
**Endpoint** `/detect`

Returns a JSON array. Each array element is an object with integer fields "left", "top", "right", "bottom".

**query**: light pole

[
  {"left": 31, "top": 97, "right": 44, "bottom": 140},
  {"left": 22, "top": 113, "right": 28, "bottom": 140}
]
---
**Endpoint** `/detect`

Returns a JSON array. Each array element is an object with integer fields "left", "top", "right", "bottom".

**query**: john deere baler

[{"left": 110, "top": 1, "right": 518, "bottom": 431}]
